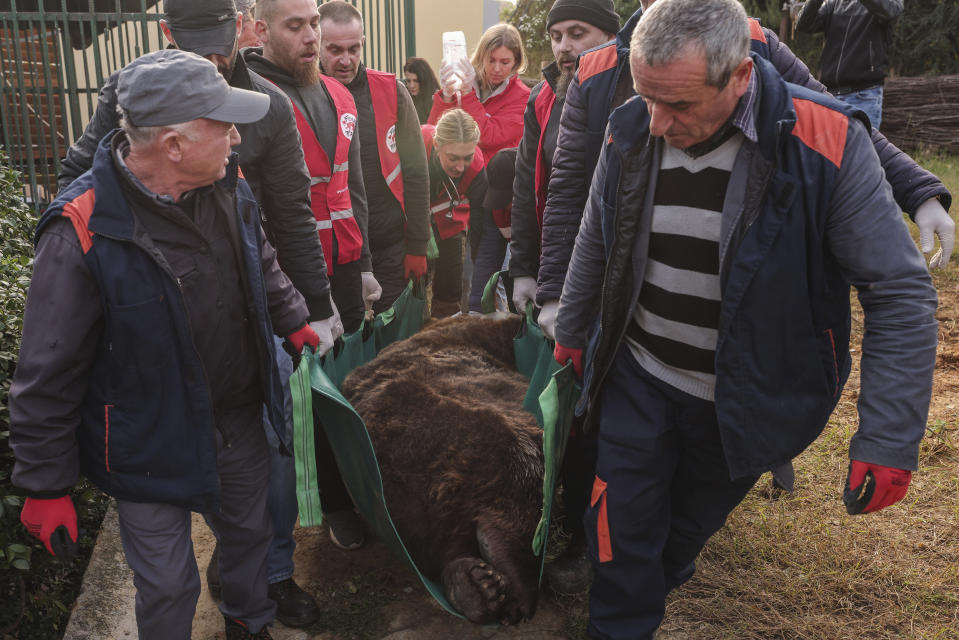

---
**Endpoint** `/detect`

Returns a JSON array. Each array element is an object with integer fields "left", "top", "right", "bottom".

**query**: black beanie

[{"left": 546, "top": 0, "right": 620, "bottom": 36}]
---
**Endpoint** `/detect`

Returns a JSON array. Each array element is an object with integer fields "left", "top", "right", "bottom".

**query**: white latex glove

[
  {"left": 439, "top": 61, "right": 459, "bottom": 99},
  {"left": 361, "top": 271, "right": 382, "bottom": 309},
  {"left": 330, "top": 298, "right": 344, "bottom": 340},
  {"left": 308, "top": 317, "right": 336, "bottom": 356},
  {"left": 537, "top": 299, "right": 558, "bottom": 340},
  {"left": 455, "top": 58, "right": 476, "bottom": 92},
  {"left": 511, "top": 276, "right": 537, "bottom": 314},
  {"left": 915, "top": 197, "right": 955, "bottom": 269}
]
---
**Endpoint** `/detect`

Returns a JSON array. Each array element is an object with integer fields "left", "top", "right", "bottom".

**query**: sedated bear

[{"left": 341, "top": 315, "right": 544, "bottom": 625}]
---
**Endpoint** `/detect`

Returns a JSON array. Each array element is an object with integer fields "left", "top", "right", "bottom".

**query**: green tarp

[{"left": 290, "top": 279, "right": 580, "bottom": 617}]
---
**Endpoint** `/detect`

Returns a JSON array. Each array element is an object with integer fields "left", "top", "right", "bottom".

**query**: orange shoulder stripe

[
  {"left": 60, "top": 189, "right": 96, "bottom": 254},
  {"left": 791, "top": 98, "right": 848, "bottom": 168},
  {"left": 578, "top": 44, "right": 618, "bottom": 84},
  {"left": 748, "top": 18, "right": 767, "bottom": 44}
]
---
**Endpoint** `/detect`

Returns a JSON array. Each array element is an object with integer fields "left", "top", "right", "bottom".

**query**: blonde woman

[
  {"left": 421, "top": 109, "right": 489, "bottom": 316},
  {"left": 429, "top": 23, "right": 530, "bottom": 164}
]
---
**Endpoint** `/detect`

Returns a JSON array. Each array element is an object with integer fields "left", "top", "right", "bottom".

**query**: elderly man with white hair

[{"left": 11, "top": 49, "right": 314, "bottom": 640}]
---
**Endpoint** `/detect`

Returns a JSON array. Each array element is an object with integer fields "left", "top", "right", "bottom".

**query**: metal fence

[{"left": 0, "top": 0, "right": 415, "bottom": 210}]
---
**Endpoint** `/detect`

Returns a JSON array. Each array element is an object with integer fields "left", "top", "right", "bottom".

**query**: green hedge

[
  {"left": 0, "top": 156, "right": 109, "bottom": 639},
  {"left": 0, "top": 153, "right": 36, "bottom": 630},
  {"left": 0, "top": 153, "right": 33, "bottom": 434}
]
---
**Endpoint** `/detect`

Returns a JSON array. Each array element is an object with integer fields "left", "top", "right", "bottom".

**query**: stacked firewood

[{"left": 881, "top": 75, "right": 959, "bottom": 154}]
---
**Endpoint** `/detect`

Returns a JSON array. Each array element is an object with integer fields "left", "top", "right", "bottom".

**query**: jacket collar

[
  {"left": 86, "top": 129, "right": 240, "bottom": 241},
  {"left": 542, "top": 61, "right": 561, "bottom": 92},
  {"left": 229, "top": 52, "right": 254, "bottom": 91},
  {"left": 477, "top": 73, "right": 517, "bottom": 102},
  {"left": 616, "top": 8, "right": 642, "bottom": 53}
]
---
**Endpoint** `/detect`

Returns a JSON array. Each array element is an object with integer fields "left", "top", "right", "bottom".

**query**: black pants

[
  {"left": 562, "top": 420, "right": 597, "bottom": 549},
  {"left": 312, "top": 406, "right": 354, "bottom": 514},
  {"left": 329, "top": 258, "right": 363, "bottom": 334},
  {"left": 370, "top": 238, "right": 408, "bottom": 314},
  {"left": 433, "top": 230, "right": 466, "bottom": 305}
]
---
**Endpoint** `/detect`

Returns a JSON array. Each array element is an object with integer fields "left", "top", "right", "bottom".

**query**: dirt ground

[{"left": 188, "top": 515, "right": 576, "bottom": 640}]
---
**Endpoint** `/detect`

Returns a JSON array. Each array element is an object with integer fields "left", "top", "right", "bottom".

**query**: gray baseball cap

[
  {"left": 163, "top": 0, "right": 238, "bottom": 58},
  {"left": 117, "top": 50, "right": 269, "bottom": 127}
]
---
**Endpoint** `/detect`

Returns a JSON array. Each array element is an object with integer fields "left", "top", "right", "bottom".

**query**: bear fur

[{"left": 341, "top": 315, "right": 543, "bottom": 625}]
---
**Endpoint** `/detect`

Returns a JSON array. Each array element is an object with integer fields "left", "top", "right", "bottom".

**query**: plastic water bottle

[{"left": 442, "top": 31, "right": 468, "bottom": 94}]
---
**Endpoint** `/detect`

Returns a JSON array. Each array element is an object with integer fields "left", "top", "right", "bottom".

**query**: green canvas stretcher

[{"left": 289, "top": 278, "right": 580, "bottom": 617}]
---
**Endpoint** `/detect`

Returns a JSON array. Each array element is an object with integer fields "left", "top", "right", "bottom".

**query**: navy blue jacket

[
  {"left": 14, "top": 131, "right": 299, "bottom": 511},
  {"left": 538, "top": 11, "right": 951, "bottom": 305},
  {"left": 555, "top": 55, "right": 938, "bottom": 479}
]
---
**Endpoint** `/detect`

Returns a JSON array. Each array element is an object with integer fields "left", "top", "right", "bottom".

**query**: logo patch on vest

[
  {"left": 340, "top": 113, "right": 357, "bottom": 140},
  {"left": 386, "top": 124, "right": 397, "bottom": 153}
]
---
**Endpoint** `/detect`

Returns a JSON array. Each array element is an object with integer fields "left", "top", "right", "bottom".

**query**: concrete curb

[{"left": 62, "top": 501, "right": 138, "bottom": 640}]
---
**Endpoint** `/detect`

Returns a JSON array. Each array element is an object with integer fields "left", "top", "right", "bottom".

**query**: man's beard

[
  {"left": 293, "top": 59, "right": 321, "bottom": 87},
  {"left": 218, "top": 40, "right": 240, "bottom": 82},
  {"left": 217, "top": 62, "right": 235, "bottom": 82},
  {"left": 556, "top": 68, "right": 573, "bottom": 100}
]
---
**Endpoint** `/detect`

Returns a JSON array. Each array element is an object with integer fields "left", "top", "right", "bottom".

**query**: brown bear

[{"left": 341, "top": 315, "right": 544, "bottom": 625}]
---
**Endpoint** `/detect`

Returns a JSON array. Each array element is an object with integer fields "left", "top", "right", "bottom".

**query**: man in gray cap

[
  {"left": 56, "top": 0, "right": 338, "bottom": 627},
  {"left": 11, "top": 49, "right": 313, "bottom": 640}
]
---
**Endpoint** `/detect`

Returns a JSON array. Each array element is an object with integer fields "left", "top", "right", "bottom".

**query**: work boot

[
  {"left": 207, "top": 543, "right": 221, "bottom": 599},
  {"left": 325, "top": 509, "right": 366, "bottom": 550},
  {"left": 267, "top": 577, "right": 322, "bottom": 627},
  {"left": 224, "top": 616, "right": 273, "bottom": 639},
  {"left": 771, "top": 460, "right": 796, "bottom": 493},
  {"left": 544, "top": 542, "right": 593, "bottom": 596}
]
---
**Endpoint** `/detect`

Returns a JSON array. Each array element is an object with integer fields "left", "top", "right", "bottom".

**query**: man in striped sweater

[{"left": 553, "top": 1, "right": 938, "bottom": 638}]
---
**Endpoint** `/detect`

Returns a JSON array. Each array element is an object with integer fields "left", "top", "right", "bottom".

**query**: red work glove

[
  {"left": 554, "top": 342, "right": 583, "bottom": 378},
  {"left": 286, "top": 323, "right": 320, "bottom": 353},
  {"left": 843, "top": 460, "right": 912, "bottom": 514},
  {"left": 21, "top": 496, "right": 78, "bottom": 558},
  {"left": 404, "top": 254, "right": 428, "bottom": 280}
]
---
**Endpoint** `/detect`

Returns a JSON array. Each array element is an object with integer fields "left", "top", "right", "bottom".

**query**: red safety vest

[
  {"left": 366, "top": 69, "right": 406, "bottom": 211},
  {"left": 286, "top": 76, "right": 363, "bottom": 274},
  {"left": 532, "top": 82, "right": 556, "bottom": 231},
  {"left": 422, "top": 124, "right": 484, "bottom": 240}
]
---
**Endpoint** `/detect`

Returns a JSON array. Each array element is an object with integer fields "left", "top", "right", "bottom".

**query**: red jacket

[{"left": 428, "top": 74, "right": 529, "bottom": 165}]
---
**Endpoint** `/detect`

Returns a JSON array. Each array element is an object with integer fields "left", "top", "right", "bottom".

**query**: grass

[
  {"left": 916, "top": 155, "right": 959, "bottom": 195},
  {"left": 558, "top": 153, "right": 959, "bottom": 639}
]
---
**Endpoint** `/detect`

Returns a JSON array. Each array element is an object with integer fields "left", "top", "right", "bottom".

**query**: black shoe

[
  {"left": 224, "top": 616, "right": 273, "bottom": 639},
  {"left": 207, "top": 543, "right": 221, "bottom": 600},
  {"left": 770, "top": 460, "right": 796, "bottom": 494},
  {"left": 545, "top": 544, "right": 593, "bottom": 596},
  {"left": 325, "top": 509, "right": 366, "bottom": 550},
  {"left": 268, "top": 578, "right": 322, "bottom": 628}
]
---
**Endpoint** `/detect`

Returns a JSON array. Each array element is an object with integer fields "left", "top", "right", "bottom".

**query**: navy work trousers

[{"left": 586, "top": 347, "right": 759, "bottom": 640}]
